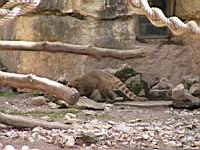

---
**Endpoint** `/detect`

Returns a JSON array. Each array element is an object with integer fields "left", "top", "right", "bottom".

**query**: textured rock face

[
  {"left": 176, "top": 0, "right": 200, "bottom": 19},
  {"left": 0, "top": 0, "right": 196, "bottom": 84}
]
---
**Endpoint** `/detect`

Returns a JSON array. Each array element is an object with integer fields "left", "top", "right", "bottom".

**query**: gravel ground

[{"left": 0, "top": 93, "right": 200, "bottom": 150}]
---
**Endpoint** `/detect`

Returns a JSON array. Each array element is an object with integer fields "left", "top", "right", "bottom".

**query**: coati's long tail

[{"left": 114, "top": 78, "right": 146, "bottom": 101}]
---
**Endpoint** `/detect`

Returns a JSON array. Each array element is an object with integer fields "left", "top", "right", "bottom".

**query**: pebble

[
  {"left": 1, "top": 108, "right": 200, "bottom": 149},
  {"left": 21, "top": 145, "right": 29, "bottom": 150},
  {"left": 30, "top": 96, "right": 47, "bottom": 106}
]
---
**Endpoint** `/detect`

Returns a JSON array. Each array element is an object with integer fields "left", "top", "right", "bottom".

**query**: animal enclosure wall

[{"left": 0, "top": 0, "right": 198, "bottom": 85}]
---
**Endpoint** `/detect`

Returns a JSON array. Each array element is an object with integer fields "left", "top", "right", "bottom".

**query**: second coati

[{"left": 68, "top": 70, "right": 147, "bottom": 102}]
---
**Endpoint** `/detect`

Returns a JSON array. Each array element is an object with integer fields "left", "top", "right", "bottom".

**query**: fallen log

[
  {"left": 0, "top": 71, "right": 79, "bottom": 105},
  {"left": 0, "top": 112, "right": 70, "bottom": 129},
  {"left": 0, "top": 40, "right": 147, "bottom": 60}
]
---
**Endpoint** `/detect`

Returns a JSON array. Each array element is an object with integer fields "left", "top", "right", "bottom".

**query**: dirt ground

[{"left": 0, "top": 92, "right": 200, "bottom": 150}]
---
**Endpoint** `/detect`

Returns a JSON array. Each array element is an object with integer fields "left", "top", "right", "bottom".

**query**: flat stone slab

[{"left": 114, "top": 101, "right": 173, "bottom": 107}]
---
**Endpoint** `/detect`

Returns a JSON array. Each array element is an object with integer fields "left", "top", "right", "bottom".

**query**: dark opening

[{"left": 136, "top": 0, "right": 169, "bottom": 39}]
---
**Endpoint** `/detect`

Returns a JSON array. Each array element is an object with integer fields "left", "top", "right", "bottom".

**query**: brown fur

[{"left": 68, "top": 71, "right": 146, "bottom": 101}]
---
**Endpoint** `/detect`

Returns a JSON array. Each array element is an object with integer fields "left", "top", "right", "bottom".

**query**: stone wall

[
  {"left": 0, "top": 0, "right": 197, "bottom": 85},
  {"left": 176, "top": 0, "right": 200, "bottom": 76}
]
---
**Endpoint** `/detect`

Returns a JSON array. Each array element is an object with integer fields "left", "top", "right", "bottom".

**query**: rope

[
  {"left": 0, "top": 0, "right": 40, "bottom": 26},
  {"left": 129, "top": 0, "right": 200, "bottom": 36}
]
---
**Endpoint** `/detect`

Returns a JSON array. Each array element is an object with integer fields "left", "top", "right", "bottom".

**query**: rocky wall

[
  {"left": 176, "top": 0, "right": 200, "bottom": 76},
  {"left": 0, "top": 0, "right": 194, "bottom": 85}
]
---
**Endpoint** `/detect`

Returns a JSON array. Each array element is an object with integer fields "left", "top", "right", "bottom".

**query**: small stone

[
  {"left": 48, "top": 101, "right": 59, "bottom": 109},
  {"left": 21, "top": 145, "right": 29, "bottom": 150},
  {"left": 105, "top": 140, "right": 112, "bottom": 146},
  {"left": 3, "top": 145, "right": 15, "bottom": 150},
  {"left": 0, "top": 143, "right": 3, "bottom": 148},
  {"left": 114, "top": 124, "right": 132, "bottom": 133},
  {"left": 64, "top": 136, "right": 75, "bottom": 147},
  {"left": 32, "top": 126, "right": 43, "bottom": 132},
  {"left": 30, "top": 96, "right": 47, "bottom": 106},
  {"left": 168, "top": 141, "right": 177, "bottom": 147},
  {"left": 66, "top": 113, "right": 76, "bottom": 118},
  {"left": 194, "top": 141, "right": 200, "bottom": 147},
  {"left": 142, "top": 134, "right": 150, "bottom": 140},
  {"left": 40, "top": 115, "right": 51, "bottom": 121},
  {"left": 108, "top": 120, "right": 116, "bottom": 125},
  {"left": 190, "top": 83, "right": 200, "bottom": 96},
  {"left": 83, "top": 110, "right": 97, "bottom": 115},
  {"left": 129, "top": 119, "right": 142, "bottom": 123},
  {"left": 27, "top": 137, "right": 35, "bottom": 143}
]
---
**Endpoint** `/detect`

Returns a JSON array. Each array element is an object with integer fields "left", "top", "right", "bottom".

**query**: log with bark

[
  {"left": 0, "top": 71, "right": 79, "bottom": 105},
  {"left": 0, "top": 112, "right": 70, "bottom": 129},
  {"left": 0, "top": 40, "right": 147, "bottom": 60}
]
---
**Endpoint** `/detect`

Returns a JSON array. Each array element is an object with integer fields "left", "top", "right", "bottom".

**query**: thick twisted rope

[
  {"left": 129, "top": 0, "right": 200, "bottom": 36},
  {"left": 0, "top": 0, "right": 40, "bottom": 26}
]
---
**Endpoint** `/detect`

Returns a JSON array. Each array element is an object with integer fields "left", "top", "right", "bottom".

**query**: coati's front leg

[{"left": 101, "top": 90, "right": 124, "bottom": 103}]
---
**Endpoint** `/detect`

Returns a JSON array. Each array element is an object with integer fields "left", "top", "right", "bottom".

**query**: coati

[{"left": 68, "top": 70, "right": 147, "bottom": 102}]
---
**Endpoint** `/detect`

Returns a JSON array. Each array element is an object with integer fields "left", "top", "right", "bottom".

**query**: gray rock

[
  {"left": 182, "top": 74, "right": 199, "bottom": 89},
  {"left": 189, "top": 83, "right": 200, "bottom": 96},
  {"left": 152, "top": 78, "right": 173, "bottom": 90},
  {"left": 124, "top": 74, "right": 148, "bottom": 96},
  {"left": 30, "top": 96, "right": 47, "bottom": 106},
  {"left": 48, "top": 101, "right": 60, "bottom": 109},
  {"left": 149, "top": 89, "right": 172, "bottom": 100},
  {"left": 114, "top": 124, "right": 132, "bottom": 133},
  {"left": 172, "top": 84, "right": 186, "bottom": 101},
  {"left": 76, "top": 97, "right": 105, "bottom": 110}
]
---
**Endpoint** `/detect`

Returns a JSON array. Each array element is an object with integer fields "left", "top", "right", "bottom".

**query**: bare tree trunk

[
  {"left": 0, "top": 112, "right": 70, "bottom": 129},
  {"left": 0, "top": 71, "right": 79, "bottom": 105},
  {"left": 0, "top": 40, "right": 147, "bottom": 60}
]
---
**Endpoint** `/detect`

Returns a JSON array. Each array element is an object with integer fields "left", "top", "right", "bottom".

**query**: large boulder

[{"left": 148, "top": 78, "right": 174, "bottom": 100}]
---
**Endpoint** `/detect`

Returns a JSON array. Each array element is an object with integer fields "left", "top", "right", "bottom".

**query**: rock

[
  {"left": 129, "top": 119, "right": 142, "bottom": 123},
  {"left": 167, "top": 141, "right": 177, "bottom": 147},
  {"left": 124, "top": 74, "right": 148, "bottom": 96},
  {"left": 114, "top": 124, "right": 132, "bottom": 133},
  {"left": 190, "top": 83, "right": 200, "bottom": 96},
  {"left": 63, "top": 136, "right": 75, "bottom": 147},
  {"left": 149, "top": 89, "right": 172, "bottom": 100},
  {"left": 82, "top": 110, "right": 97, "bottom": 115},
  {"left": 56, "top": 100, "right": 69, "bottom": 108},
  {"left": 2, "top": 145, "right": 15, "bottom": 150},
  {"left": 182, "top": 74, "right": 199, "bottom": 89},
  {"left": 142, "top": 134, "right": 150, "bottom": 140},
  {"left": 114, "top": 64, "right": 139, "bottom": 82},
  {"left": 75, "top": 97, "right": 105, "bottom": 110},
  {"left": 194, "top": 141, "right": 200, "bottom": 147},
  {"left": 172, "top": 89, "right": 200, "bottom": 109},
  {"left": 152, "top": 78, "right": 173, "bottom": 90},
  {"left": 48, "top": 101, "right": 60, "bottom": 109},
  {"left": 21, "top": 145, "right": 29, "bottom": 150},
  {"left": 30, "top": 96, "right": 47, "bottom": 106},
  {"left": 0, "top": 143, "right": 3, "bottom": 148},
  {"left": 0, "top": 87, "right": 14, "bottom": 93},
  {"left": 172, "top": 84, "right": 186, "bottom": 101},
  {"left": 149, "top": 78, "right": 174, "bottom": 100},
  {"left": 66, "top": 113, "right": 76, "bottom": 118},
  {"left": 40, "top": 115, "right": 51, "bottom": 121}
]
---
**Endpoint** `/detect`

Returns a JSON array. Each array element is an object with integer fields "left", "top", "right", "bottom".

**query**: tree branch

[
  {"left": 0, "top": 112, "right": 70, "bottom": 129},
  {"left": 0, "top": 41, "right": 147, "bottom": 60},
  {"left": 0, "top": 71, "right": 79, "bottom": 105}
]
